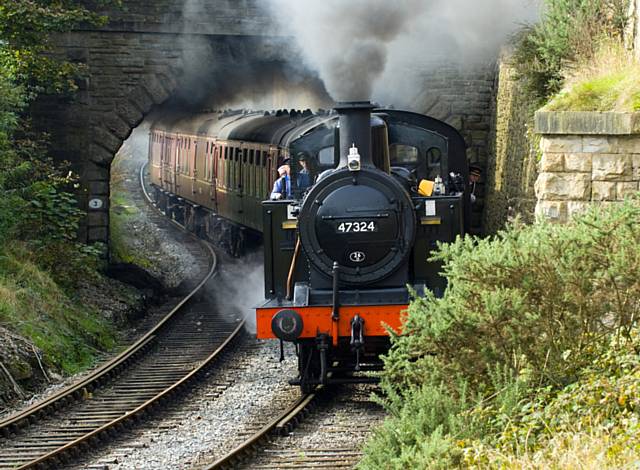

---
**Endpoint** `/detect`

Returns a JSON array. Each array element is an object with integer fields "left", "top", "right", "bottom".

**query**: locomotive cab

[{"left": 257, "top": 102, "right": 468, "bottom": 392}]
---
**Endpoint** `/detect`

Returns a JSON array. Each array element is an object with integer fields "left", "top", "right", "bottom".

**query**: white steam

[
  {"left": 268, "top": 0, "right": 539, "bottom": 104},
  {"left": 209, "top": 252, "right": 265, "bottom": 334}
]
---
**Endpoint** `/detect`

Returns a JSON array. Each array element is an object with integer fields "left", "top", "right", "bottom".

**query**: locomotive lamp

[
  {"left": 335, "top": 101, "right": 375, "bottom": 170},
  {"left": 347, "top": 144, "right": 361, "bottom": 171}
]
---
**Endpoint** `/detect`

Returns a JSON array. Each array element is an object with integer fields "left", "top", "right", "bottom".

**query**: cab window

[
  {"left": 317, "top": 146, "right": 334, "bottom": 166},
  {"left": 390, "top": 144, "right": 418, "bottom": 164}
]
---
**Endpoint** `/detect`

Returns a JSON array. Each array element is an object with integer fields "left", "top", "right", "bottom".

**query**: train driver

[{"left": 270, "top": 164, "right": 292, "bottom": 200}]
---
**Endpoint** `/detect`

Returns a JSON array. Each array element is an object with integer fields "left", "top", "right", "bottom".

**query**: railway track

[
  {"left": 207, "top": 384, "right": 384, "bottom": 470},
  {"left": 0, "top": 165, "right": 244, "bottom": 469}
]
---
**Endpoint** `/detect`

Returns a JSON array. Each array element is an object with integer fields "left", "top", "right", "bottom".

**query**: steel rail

[
  {"left": 0, "top": 164, "right": 215, "bottom": 437},
  {"left": 0, "top": 163, "right": 244, "bottom": 469},
  {"left": 20, "top": 322, "right": 245, "bottom": 470},
  {"left": 205, "top": 391, "right": 318, "bottom": 470}
]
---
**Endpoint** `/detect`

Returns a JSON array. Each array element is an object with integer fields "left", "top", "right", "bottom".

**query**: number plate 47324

[{"left": 336, "top": 221, "right": 378, "bottom": 233}]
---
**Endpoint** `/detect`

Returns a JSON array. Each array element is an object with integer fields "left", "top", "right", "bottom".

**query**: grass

[
  {"left": 545, "top": 41, "right": 640, "bottom": 112},
  {"left": 109, "top": 191, "right": 153, "bottom": 269},
  {"left": 0, "top": 243, "right": 116, "bottom": 374}
]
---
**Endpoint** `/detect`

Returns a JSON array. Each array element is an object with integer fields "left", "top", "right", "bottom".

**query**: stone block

[
  {"left": 88, "top": 226, "right": 108, "bottom": 243},
  {"left": 540, "top": 136, "right": 582, "bottom": 153},
  {"left": 592, "top": 154, "right": 633, "bottom": 181},
  {"left": 591, "top": 181, "right": 616, "bottom": 201},
  {"left": 567, "top": 201, "right": 591, "bottom": 218},
  {"left": 535, "top": 173, "right": 591, "bottom": 201},
  {"left": 88, "top": 211, "right": 109, "bottom": 227},
  {"left": 564, "top": 153, "right": 592, "bottom": 173},
  {"left": 613, "top": 136, "right": 640, "bottom": 153},
  {"left": 117, "top": 101, "right": 144, "bottom": 127},
  {"left": 583, "top": 136, "right": 617, "bottom": 153},
  {"left": 540, "top": 153, "right": 564, "bottom": 172},
  {"left": 103, "top": 113, "right": 132, "bottom": 140},
  {"left": 535, "top": 111, "right": 640, "bottom": 135},
  {"left": 535, "top": 200, "right": 567, "bottom": 223},
  {"left": 90, "top": 145, "right": 115, "bottom": 167},
  {"left": 617, "top": 182, "right": 639, "bottom": 200},
  {"left": 92, "top": 126, "right": 123, "bottom": 154},
  {"left": 82, "top": 162, "right": 110, "bottom": 181},
  {"left": 142, "top": 74, "right": 171, "bottom": 105},
  {"left": 633, "top": 154, "right": 640, "bottom": 180},
  {"left": 89, "top": 181, "right": 109, "bottom": 196}
]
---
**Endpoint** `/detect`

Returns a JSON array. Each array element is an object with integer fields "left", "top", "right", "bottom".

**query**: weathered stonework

[
  {"left": 412, "top": 63, "right": 496, "bottom": 233},
  {"left": 31, "top": 0, "right": 287, "bottom": 244},
  {"left": 535, "top": 112, "right": 640, "bottom": 223},
  {"left": 33, "top": 0, "right": 498, "bottom": 244},
  {"left": 483, "top": 51, "right": 538, "bottom": 234}
]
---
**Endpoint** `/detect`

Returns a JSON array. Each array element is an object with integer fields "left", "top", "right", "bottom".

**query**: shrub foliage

[
  {"left": 0, "top": 1, "right": 118, "bottom": 377},
  {"left": 360, "top": 199, "right": 640, "bottom": 469},
  {"left": 513, "top": 0, "right": 630, "bottom": 103}
]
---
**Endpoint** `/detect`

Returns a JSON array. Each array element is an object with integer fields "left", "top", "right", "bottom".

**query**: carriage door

[
  {"left": 211, "top": 143, "right": 219, "bottom": 212},
  {"left": 235, "top": 147, "right": 244, "bottom": 223},
  {"left": 162, "top": 136, "right": 173, "bottom": 193}
]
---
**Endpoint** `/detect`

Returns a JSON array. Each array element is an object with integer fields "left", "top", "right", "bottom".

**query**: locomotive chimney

[{"left": 335, "top": 101, "right": 375, "bottom": 170}]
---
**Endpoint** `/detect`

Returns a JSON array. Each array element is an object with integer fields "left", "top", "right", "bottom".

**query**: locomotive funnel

[{"left": 335, "top": 101, "right": 375, "bottom": 170}]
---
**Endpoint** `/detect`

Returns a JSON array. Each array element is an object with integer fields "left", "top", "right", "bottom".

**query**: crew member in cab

[
  {"left": 296, "top": 152, "right": 312, "bottom": 191},
  {"left": 270, "top": 164, "right": 291, "bottom": 200},
  {"left": 469, "top": 165, "right": 482, "bottom": 204}
]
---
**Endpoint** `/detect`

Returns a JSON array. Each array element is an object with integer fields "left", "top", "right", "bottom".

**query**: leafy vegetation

[
  {"left": 0, "top": 1, "right": 122, "bottom": 378},
  {"left": 544, "top": 41, "right": 640, "bottom": 112},
  {"left": 360, "top": 199, "right": 640, "bottom": 468},
  {"left": 512, "top": 0, "right": 630, "bottom": 104}
]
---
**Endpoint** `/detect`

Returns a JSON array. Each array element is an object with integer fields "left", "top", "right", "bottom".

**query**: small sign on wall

[{"left": 89, "top": 198, "right": 104, "bottom": 210}]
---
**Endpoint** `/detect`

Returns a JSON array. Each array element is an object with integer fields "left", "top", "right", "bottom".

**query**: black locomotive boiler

[{"left": 148, "top": 101, "right": 470, "bottom": 390}]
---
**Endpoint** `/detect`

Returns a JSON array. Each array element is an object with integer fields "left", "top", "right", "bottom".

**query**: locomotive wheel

[{"left": 298, "top": 341, "right": 321, "bottom": 393}]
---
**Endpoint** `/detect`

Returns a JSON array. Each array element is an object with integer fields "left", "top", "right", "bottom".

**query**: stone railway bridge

[{"left": 35, "top": 0, "right": 496, "bottom": 244}]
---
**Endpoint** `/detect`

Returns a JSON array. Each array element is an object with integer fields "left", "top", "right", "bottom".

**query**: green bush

[
  {"left": 513, "top": 0, "right": 629, "bottom": 103},
  {"left": 360, "top": 198, "right": 640, "bottom": 469},
  {"left": 386, "top": 199, "right": 640, "bottom": 394}
]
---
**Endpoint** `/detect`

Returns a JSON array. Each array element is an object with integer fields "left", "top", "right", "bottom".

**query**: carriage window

[
  {"left": 390, "top": 144, "right": 418, "bottom": 164},
  {"left": 318, "top": 147, "right": 334, "bottom": 165},
  {"left": 249, "top": 149, "right": 254, "bottom": 165},
  {"left": 224, "top": 147, "right": 228, "bottom": 160}
]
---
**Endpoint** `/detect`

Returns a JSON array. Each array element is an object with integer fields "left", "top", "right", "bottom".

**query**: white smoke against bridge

[{"left": 267, "top": 0, "right": 539, "bottom": 106}]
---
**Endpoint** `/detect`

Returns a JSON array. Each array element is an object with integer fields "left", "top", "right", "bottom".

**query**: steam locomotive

[{"left": 148, "top": 102, "right": 470, "bottom": 391}]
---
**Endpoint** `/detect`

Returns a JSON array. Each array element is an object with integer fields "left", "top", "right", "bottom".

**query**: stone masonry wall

[
  {"left": 412, "top": 62, "right": 496, "bottom": 234},
  {"left": 483, "top": 52, "right": 538, "bottom": 234},
  {"left": 32, "top": 0, "right": 280, "bottom": 244},
  {"left": 32, "top": 0, "right": 498, "bottom": 243},
  {"left": 535, "top": 112, "right": 640, "bottom": 222}
]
